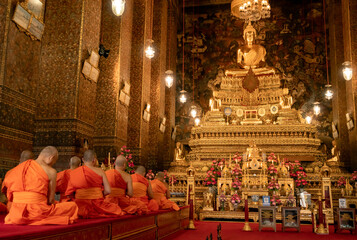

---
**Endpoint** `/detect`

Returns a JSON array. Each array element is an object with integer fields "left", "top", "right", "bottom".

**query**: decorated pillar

[
  {"left": 148, "top": 0, "right": 168, "bottom": 170},
  {"left": 329, "top": 0, "right": 351, "bottom": 168},
  {"left": 94, "top": 0, "right": 134, "bottom": 159},
  {"left": 341, "top": 0, "right": 357, "bottom": 170},
  {"left": 127, "top": 0, "right": 153, "bottom": 165},
  {"left": 35, "top": 0, "right": 102, "bottom": 169}
]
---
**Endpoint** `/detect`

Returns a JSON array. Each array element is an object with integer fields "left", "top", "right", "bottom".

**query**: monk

[
  {"left": 19, "top": 150, "right": 34, "bottom": 164},
  {"left": 2, "top": 146, "right": 78, "bottom": 225},
  {"left": 105, "top": 156, "right": 148, "bottom": 215},
  {"left": 1, "top": 150, "right": 35, "bottom": 212},
  {"left": 131, "top": 166, "right": 159, "bottom": 212},
  {"left": 56, "top": 156, "right": 81, "bottom": 202},
  {"left": 66, "top": 150, "right": 124, "bottom": 218},
  {"left": 151, "top": 172, "right": 180, "bottom": 211}
]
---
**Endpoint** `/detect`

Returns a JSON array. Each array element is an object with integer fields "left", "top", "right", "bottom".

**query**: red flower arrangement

[
  {"left": 232, "top": 178, "right": 242, "bottom": 191},
  {"left": 145, "top": 170, "right": 155, "bottom": 180},
  {"left": 337, "top": 176, "right": 346, "bottom": 188},
  {"left": 232, "top": 167, "right": 242, "bottom": 177},
  {"left": 268, "top": 164, "right": 278, "bottom": 177},
  {"left": 203, "top": 170, "right": 217, "bottom": 186},
  {"left": 163, "top": 170, "right": 177, "bottom": 185},
  {"left": 268, "top": 179, "right": 280, "bottom": 191},
  {"left": 203, "top": 159, "right": 224, "bottom": 186},
  {"left": 233, "top": 153, "right": 242, "bottom": 164},
  {"left": 267, "top": 153, "right": 277, "bottom": 165},
  {"left": 120, "top": 146, "right": 135, "bottom": 174},
  {"left": 231, "top": 194, "right": 241, "bottom": 205},
  {"left": 351, "top": 171, "right": 357, "bottom": 183},
  {"left": 271, "top": 194, "right": 282, "bottom": 206},
  {"left": 288, "top": 161, "right": 308, "bottom": 188}
]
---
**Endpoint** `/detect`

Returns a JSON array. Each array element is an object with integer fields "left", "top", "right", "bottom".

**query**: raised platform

[{"left": 0, "top": 206, "right": 189, "bottom": 240}]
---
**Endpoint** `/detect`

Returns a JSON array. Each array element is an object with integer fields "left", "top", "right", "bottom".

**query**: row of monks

[{"left": 0, "top": 146, "right": 179, "bottom": 225}]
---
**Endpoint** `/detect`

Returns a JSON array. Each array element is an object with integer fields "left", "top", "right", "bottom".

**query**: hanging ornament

[
  {"left": 190, "top": 107, "right": 197, "bottom": 118},
  {"left": 305, "top": 116, "right": 312, "bottom": 124},
  {"left": 145, "top": 39, "right": 155, "bottom": 59},
  {"left": 324, "top": 84, "right": 333, "bottom": 100},
  {"left": 342, "top": 61, "right": 353, "bottom": 81},
  {"left": 112, "top": 0, "right": 125, "bottom": 16},
  {"left": 194, "top": 117, "right": 200, "bottom": 126},
  {"left": 313, "top": 102, "right": 320, "bottom": 116},
  {"left": 179, "top": 90, "right": 187, "bottom": 103},
  {"left": 165, "top": 70, "right": 174, "bottom": 88}
]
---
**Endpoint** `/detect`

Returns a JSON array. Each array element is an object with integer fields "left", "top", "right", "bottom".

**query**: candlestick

[{"left": 242, "top": 194, "right": 251, "bottom": 231}]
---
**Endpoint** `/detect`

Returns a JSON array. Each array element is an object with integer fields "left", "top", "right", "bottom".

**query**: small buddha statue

[
  {"left": 237, "top": 22, "right": 267, "bottom": 69},
  {"left": 175, "top": 142, "right": 185, "bottom": 161},
  {"left": 327, "top": 140, "right": 340, "bottom": 166}
]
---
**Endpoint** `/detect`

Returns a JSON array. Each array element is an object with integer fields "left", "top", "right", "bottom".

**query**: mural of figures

[{"left": 176, "top": 0, "right": 331, "bottom": 143}]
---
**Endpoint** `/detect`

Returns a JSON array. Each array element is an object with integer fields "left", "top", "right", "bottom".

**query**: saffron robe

[
  {"left": 131, "top": 173, "right": 159, "bottom": 212},
  {"left": 2, "top": 160, "right": 78, "bottom": 225},
  {"left": 151, "top": 179, "right": 180, "bottom": 211},
  {"left": 56, "top": 169, "right": 71, "bottom": 202},
  {"left": 66, "top": 166, "right": 124, "bottom": 218},
  {"left": 105, "top": 169, "right": 148, "bottom": 215}
]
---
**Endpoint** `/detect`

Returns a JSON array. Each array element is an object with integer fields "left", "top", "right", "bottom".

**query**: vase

[{"left": 220, "top": 203, "right": 225, "bottom": 211}]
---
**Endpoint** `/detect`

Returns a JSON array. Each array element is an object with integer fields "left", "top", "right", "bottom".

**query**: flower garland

[
  {"left": 231, "top": 194, "right": 241, "bottom": 205},
  {"left": 337, "top": 176, "right": 346, "bottom": 188},
  {"left": 120, "top": 146, "right": 135, "bottom": 174},
  {"left": 145, "top": 170, "right": 155, "bottom": 180}
]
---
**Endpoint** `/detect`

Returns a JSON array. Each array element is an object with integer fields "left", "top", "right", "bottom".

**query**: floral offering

[
  {"left": 286, "top": 194, "right": 295, "bottom": 206},
  {"left": 145, "top": 170, "right": 155, "bottom": 180},
  {"left": 231, "top": 178, "right": 242, "bottom": 191},
  {"left": 231, "top": 194, "right": 241, "bottom": 204},
  {"left": 120, "top": 146, "right": 135, "bottom": 174},
  {"left": 231, "top": 167, "right": 242, "bottom": 177},
  {"left": 267, "top": 179, "right": 280, "bottom": 191},
  {"left": 233, "top": 153, "right": 242, "bottom": 164},
  {"left": 271, "top": 194, "right": 282, "bottom": 206},
  {"left": 288, "top": 160, "right": 307, "bottom": 188},
  {"left": 268, "top": 164, "right": 278, "bottom": 177},
  {"left": 351, "top": 171, "right": 357, "bottom": 183},
  {"left": 203, "top": 170, "right": 217, "bottom": 186},
  {"left": 267, "top": 153, "right": 277, "bottom": 165},
  {"left": 337, "top": 176, "right": 346, "bottom": 188}
]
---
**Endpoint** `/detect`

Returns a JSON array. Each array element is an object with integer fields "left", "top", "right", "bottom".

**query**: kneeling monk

[
  {"left": 2, "top": 146, "right": 78, "bottom": 225},
  {"left": 66, "top": 150, "right": 124, "bottom": 218},
  {"left": 56, "top": 156, "right": 81, "bottom": 202},
  {"left": 105, "top": 156, "right": 148, "bottom": 215},
  {"left": 131, "top": 166, "right": 159, "bottom": 212},
  {"left": 151, "top": 172, "right": 179, "bottom": 211}
]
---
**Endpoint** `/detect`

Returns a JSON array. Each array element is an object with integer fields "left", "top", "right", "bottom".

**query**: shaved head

[
  {"left": 135, "top": 165, "right": 146, "bottom": 176},
  {"left": 38, "top": 146, "right": 58, "bottom": 166},
  {"left": 69, "top": 156, "right": 81, "bottom": 169},
  {"left": 156, "top": 171, "right": 165, "bottom": 181},
  {"left": 115, "top": 155, "right": 127, "bottom": 167},
  {"left": 20, "top": 150, "right": 34, "bottom": 163},
  {"left": 83, "top": 150, "right": 96, "bottom": 162}
]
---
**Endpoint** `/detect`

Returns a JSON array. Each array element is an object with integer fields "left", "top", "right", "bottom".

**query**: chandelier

[{"left": 231, "top": 0, "right": 271, "bottom": 22}]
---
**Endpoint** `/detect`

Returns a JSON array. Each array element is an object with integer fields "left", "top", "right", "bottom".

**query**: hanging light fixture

[
  {"left": 313, "top": 102, "right": 320, "bottom": 116},
  {"left": 145, "top": 39, "right": 155, "bottom": 59},
  {"left": 165, "top": 70, "right": 174, "bottom": 88},
  {"left": 231, "top": 0, "right": 271, "bottom": 22},
  {"left": 342, "top": 61, "right": 353, "bottom": 81},
  {"left": 179, "top": 90, "right": 187, "bottom": 103},
  {"left": 323, "top": 0, "right": 333, "bottom": 100},
  {"left": 305, "top": 116, "right": 312, "bottom": 124},
  {"left": 178, "top": 0, "right": 187, "bottom": 104},
  {"left": 194, "top": 117, "right": 200, "bottom": 126},
  {"left": 145, "top": 0, "right": 155, "bottom": 59},
  {"left": 112, "top": 0, "right": 125, "bottom": 16},
  {"left": 190, "top": 106, "right": 197, "bottom": 118},
  {"left": 325, "top": 84, "right": 333, "bottom": 100}
]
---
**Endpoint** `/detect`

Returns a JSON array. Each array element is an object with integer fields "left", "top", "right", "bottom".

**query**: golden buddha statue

[
  {"left": 237, "top": 22, "right": 266, "bottom": 69},
  {"left": 175, "top": 142, "right": 185, "bottom": 161}
]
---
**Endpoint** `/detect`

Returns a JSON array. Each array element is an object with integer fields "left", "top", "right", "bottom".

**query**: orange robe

[
  {"left": 131, "top": 173, "right": 159, "bottom": 212},
  {"left": 105, "top": 169, "right": 149, "bottom": 215},
  {"left": 66, "top": 166, "right": 124, "bottom": 218},
  {"left": 2, "top": 160, "right": 78, "bottom": 225},
  {"left": 151, "top": 179, "right": 180, "bottom": 211},
  {"left": 56, "top": 169, "right": 71, "bottom": 202},
  {"left": 2, "top": 168, "right": 14, "bottom": 212},
  {"left": 0, "top": 202, "right": 7, "bottom": 214}
]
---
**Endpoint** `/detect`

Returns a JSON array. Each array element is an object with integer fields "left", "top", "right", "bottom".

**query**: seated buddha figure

[{"left": 237, "top": 22, "right": 266, "bottom": 69}]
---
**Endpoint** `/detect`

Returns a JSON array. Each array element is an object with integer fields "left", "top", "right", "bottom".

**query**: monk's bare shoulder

[{"left": 40, "top": 164, "right": 57, "bottom": 181}]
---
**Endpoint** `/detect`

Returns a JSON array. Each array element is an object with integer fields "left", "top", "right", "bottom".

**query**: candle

[{"left": 108, "top": 152, "right": 110, "bottom": 163}]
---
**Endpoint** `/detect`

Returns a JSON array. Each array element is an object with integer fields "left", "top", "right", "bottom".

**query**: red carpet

[{"left": 163, "top": 221, "right": 356, "bottom": 240}]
